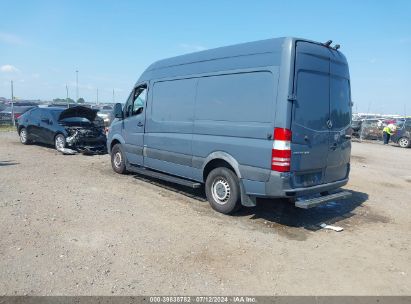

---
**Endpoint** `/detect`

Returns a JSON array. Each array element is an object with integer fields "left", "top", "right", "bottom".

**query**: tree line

[{"left": 52, "top": 98, "right": 85, "bottom": 104}]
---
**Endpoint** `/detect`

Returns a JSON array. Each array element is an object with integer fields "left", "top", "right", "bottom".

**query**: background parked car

[
  {"left": 17, "top": 106, "right": 107, "bottom": 154},
  {"left": 0, "top": 105, "right": 37, "bottom": 125},
  {"left": 391, "top": 118, "right": 411, "bottom": 148},
  {"left": 351, "top": 119, "right": 363, "bottom": 137},
  {"left": 359, "top": 119, "right": 383, "bottom": 140},
  {"left": 97, "top": 108, "right": 114, "bottom": 126}
]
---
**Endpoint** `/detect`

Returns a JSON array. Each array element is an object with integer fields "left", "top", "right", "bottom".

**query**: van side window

[
  {"left": 196, "top": 72, "right": 274, "bottom": 123},
  {"left": 152, "top": 78, "right": 197, "bottom": 122},
  {"left": 132, "top": 87, "right": 147, "bottom": 116},
  {"left": 124, "top": 86, "right": 147, "bottom": 118}
]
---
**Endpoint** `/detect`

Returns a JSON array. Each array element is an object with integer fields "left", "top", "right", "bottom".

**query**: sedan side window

[{"left": 30, "top": 109, "right": 40, "bottom": 120}]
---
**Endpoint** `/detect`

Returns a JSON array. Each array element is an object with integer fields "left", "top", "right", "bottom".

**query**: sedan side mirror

[{"left": 114, "top": 103, "right": 123, "bottom": 119}]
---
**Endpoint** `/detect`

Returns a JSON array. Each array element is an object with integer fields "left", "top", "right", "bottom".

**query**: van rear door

[
  {"left": 290, "top": 41, "right": 351, "bottom": 188},
  {"left": 325, "top": 55, "right": 351, "bottom": 182},
  {"left": 290, "top": 42, "right": 331, "bottom": 188}
]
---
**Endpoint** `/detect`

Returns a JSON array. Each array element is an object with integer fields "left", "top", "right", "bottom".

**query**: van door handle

[
  {"left": 330, "top": 142, "right": 338, "bottom": 150},
  {"left": 137, "top": 122, "right": 144, "bottom": 127}
]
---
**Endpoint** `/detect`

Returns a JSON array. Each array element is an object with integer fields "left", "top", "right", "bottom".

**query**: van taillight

[{"left": 271, "top": 128, "right": 292, "bottom": 172}]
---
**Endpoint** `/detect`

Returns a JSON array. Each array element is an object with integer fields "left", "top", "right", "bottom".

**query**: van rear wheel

[
  {"left": 205, "top": 167, "right": 241, "bottom": 214},
  {"left": 111, "top": 144, "right": 127, "bottom": 174}
]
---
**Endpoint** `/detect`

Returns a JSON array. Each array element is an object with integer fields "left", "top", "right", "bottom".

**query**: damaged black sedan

[{"left": 16, "top": 106, "right": 107, "bottom": 154}]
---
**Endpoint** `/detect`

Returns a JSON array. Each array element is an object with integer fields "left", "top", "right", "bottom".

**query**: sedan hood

[{"left": 58, "top": 106, "right": 98, "bottom": 122}]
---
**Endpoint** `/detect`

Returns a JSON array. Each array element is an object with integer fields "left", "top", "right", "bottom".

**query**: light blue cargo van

[{"left": 107, "top": 37, "right": 352, "bottom": 214}]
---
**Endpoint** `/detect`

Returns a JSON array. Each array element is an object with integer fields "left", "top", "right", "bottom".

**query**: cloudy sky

[{"left": 0, "top": 0, "right": 410, "bottom": 114}]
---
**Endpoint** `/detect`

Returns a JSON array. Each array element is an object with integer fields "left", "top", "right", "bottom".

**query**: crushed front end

[
  {"left": 65, "top": 126, "right": 107, "bottom": 154},
  {"left": 58, "top": 106, "right": 107, "bottom": 155}
]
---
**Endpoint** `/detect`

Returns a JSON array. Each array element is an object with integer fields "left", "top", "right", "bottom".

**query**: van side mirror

[{"left": 114, "top": 103, "right": 123, "bottom": 119}]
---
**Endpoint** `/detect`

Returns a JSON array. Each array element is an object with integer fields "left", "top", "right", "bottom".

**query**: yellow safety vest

[{"left": 383, "top": 126, "right": 393, "bottom": 135}]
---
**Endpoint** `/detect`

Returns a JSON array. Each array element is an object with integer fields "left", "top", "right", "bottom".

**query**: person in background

[{"left": 382, "top": 124, "right": 397, "bottom": 145}]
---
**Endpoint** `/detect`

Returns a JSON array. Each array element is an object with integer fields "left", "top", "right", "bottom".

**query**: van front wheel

[
  {"left": 111, "top": 144, "right": 127, "bottom": 174},
  {"left": 205, "top": 167, "right": 241, "bottom": 214}
]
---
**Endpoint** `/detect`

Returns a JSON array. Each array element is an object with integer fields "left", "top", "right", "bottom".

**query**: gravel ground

[{"left": 0, "top": 131, "right": 410, "bottom": 295}]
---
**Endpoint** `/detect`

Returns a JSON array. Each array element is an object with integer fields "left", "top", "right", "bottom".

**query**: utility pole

[
  {"left": 96, "top": 88, "right": 99, "bottom": 105},
  {"left": 112, "top": 88, "right": 115, "bottom": 103},
  {"left": 10, "top": 80, "right": 15, "bottom": 126},
  {"left": 66, "top": 84, "right": 69, "bottom": 108},
  {"left": 76, "top": 70, "right": 79, "bottom": 102}
]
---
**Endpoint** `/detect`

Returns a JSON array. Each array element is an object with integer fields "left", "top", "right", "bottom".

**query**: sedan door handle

[{"left": 137, "top": 122, "right": 144, "bottom": 127}]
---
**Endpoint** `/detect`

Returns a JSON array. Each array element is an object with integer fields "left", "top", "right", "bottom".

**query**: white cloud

[
  {"left": 0, "top": 64, "right": 20, "bottom": 73},
  {"left": 179, "top": 43, "right": 207, "bottom": 52},
  {"left": 0, "top": 32, "right": 24, "bottom": 45}
]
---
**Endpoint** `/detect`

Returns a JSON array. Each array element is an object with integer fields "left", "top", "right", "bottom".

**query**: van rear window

[
  {"left": 330, "top": 77, "right": 351, "bottom": 129},
  {"left": 294, "top": 71, "right": 329, "bottom": 131}
]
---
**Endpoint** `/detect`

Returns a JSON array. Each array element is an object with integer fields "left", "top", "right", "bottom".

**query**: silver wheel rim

[
  {"left": 399, "top": 138, "right": 409, "bottom": 147},
  {"left": 55, "top": 136, "right": 65, "bottom": 150},
  {"left": 113, "top": 151, "right": 122, "bottom": 168},
  {"left": 20, "top": 129, "right": 27, "bottom": 143},
  {"left": 211, "top": 177, "right": 231, "bottom": 205}
]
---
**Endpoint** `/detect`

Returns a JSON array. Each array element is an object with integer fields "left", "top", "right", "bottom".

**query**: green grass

[{"left": 0, "top": 125, "right": 16, "bottom": 132}]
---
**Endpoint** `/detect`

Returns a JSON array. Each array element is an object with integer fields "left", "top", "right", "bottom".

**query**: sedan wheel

[
  {"left": 19, "top": 128, "right": 29, "bottom": 145},
  {"left": 55, "top": 134, "right": 66, "bottom": 150},
  {"left": 398, "top": 137, "right": 410, "bottom": 148}
]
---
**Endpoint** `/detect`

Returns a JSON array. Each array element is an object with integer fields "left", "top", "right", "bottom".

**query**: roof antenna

[
  {"left": 334, "top": 44, "right": 341, "bottom": 50},
  {"left": 323, "top": 40, "right": 332, "bottom": 47}
]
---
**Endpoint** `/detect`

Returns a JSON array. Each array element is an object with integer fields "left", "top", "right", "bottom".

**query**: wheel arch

[
  {"left": 18, "top": 125, "right": 25, "bottom": 133},
  {"left": 202, "top": 152, "right": 242, "bottom": 182},
  {"left": 54, "top": 132, "right": 65, "bottom": 140},
  {"left": 109, "top": 135, "right": 125, "bottom": 153}
]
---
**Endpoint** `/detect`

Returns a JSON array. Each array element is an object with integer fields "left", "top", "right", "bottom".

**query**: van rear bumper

[{"left": 242, "top": 171, "right": 349, "bottom": 198}]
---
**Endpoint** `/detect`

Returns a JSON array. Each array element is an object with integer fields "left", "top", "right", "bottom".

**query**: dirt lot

[{"left": 0, "top": 131, "right": 410, "bottom": 295}]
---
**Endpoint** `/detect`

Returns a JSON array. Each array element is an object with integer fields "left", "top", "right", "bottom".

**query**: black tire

[
  {"left": 111, "top": 144, "right": 127, "bottom": 174},
  {"left": 54, "top": 134, "right": 66, "bottom": 150},
  {"left": 205, "top": 167, "right": 241, "bottom": 214},
  {"left": 19, "top": 127, "right": 30, "bottom": 145},
  {"left": 398, "top": 137, "right": 410, "bottom": 148}
]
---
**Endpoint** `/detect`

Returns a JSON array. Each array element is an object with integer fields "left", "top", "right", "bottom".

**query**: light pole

[
  {"left": 76, "top": 70, "right": 79, "bottom": 102},
  {"left": 10, "top": 80, "right": 15, "bottom": 126},
  {"left": 112, "top": 88, "right": 115, "bottom": 103},
  {"left": 96, "top": 88, "right": 99, "bottom": 105},
  {"left": 66, "top": 84, "right": 69, "bottom": 108}
]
